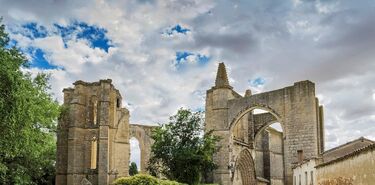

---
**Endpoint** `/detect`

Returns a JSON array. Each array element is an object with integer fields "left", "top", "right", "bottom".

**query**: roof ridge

[
  {"left": 317, "top": 143, "right": 375, "bottom": 168},
  {"left": 323, "top": 136, "right": 373, "bottom": 154}
]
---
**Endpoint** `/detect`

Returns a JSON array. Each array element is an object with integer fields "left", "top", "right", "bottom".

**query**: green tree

[
  {"left": 147, "top": 108, "right": 220, "bottom": 185},
  {"left": 129, "top": 162, "right": 138, "bottom": 176},
  {"left": 0, "top": 20, "right": 60, "bottom": 184}
]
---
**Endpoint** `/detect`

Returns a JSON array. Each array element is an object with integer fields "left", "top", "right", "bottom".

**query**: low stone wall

[{"left": 316, "top": 144, "right": 375, "bottom": 185}]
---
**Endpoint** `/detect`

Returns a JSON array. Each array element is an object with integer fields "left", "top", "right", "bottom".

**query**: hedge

[{"left": 112, "top": 174, "right": 186, "bottom": 185}]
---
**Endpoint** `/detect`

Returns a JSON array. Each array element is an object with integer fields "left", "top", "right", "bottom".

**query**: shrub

[
  {"left": 112, "top": 174, "right": 185, "bottom": 185},
  {"left": 160, "top": 180, "right": 185, "bottom": 185}
]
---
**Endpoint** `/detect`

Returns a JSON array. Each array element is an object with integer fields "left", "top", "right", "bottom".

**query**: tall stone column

[
  {"left": 56, "top": 88, "right": 74, "bottom": 185},
  {"left": 98, "top": 81, "right": 111, "bottom": 185},
  {"left": 66, "top": 83, "right": 88, "bottom": 185},
  {"left": 282, "top": 81, "right": 320, "bottom": 185},
  {"left": 205, "top": 63, "right": 236, "bottom": 185}
]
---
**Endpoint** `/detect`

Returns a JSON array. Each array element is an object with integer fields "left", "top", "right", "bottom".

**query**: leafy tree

[
  {"left": 0, "top": 19, "right": 60, "bottom": 184},
  {"left": 129, "top": 162, "right": 139, "bottom": 176},
  {"left": 147, "top": 108, "right": 220, "bottom": 185}
]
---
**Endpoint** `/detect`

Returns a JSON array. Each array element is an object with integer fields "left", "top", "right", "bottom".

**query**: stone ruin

[
  {"left": 56, "top": 63, "right": 325, "bottom": 185},
  {"left": 205, "top": 63, "right": 324, "bottom": 185},
  {"left": 55, "top": 79, "right": 155, "bottom": 185}
]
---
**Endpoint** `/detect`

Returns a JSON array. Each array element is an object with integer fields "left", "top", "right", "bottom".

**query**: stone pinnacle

[{"left": 215, "top": 62, "right": 232, "bottom": 89}]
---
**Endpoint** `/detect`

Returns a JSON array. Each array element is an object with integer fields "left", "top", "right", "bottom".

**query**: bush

[
  {"left": 160, "top": 180, "right": 186, "bottom": 185},
  {"left": 112, "top": 174, "right": 185, "bottom": 185}
]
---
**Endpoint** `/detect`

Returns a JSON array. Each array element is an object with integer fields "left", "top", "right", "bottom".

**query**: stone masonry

[
  {"left": 56, "top": 79, "right": 155, "bottom": 185},
  {"left": 205, "top": 63, "right": 324, "bottom": 185},
  {"left": 56, "top": 62, "right": 325, "bottom": 185}
]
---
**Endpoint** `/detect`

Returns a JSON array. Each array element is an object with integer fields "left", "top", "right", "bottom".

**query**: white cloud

[{"left": 2, "top": 0, "right": 375, "bottom": 150}]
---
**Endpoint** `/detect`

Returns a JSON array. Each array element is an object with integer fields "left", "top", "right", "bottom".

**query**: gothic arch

[
  {"left": 205, "top": 63, "right": 324, "bottom": 185},
  {"left": 129, "top": 124, "right": 155, "bottom": 173},
  {"left": 229, "top": 105, "right": 282, "bottom": 133},
  {"left": 253, "top": 120, "right": 284, "bottom": 143},
  {"left": 233, "top": 149, "right": 257, "bottom": 185}
]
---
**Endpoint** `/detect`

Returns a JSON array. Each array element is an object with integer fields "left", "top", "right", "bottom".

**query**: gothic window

[
  {"left": 116, "top": 98, "right": 121, "bottom": 108},
  {"left": 310, "top": 171, "right": 314, "bottom": 185},
  {"left": 90, "top": 137, "right": 97, "bottom": 169},
  {"left": 92, "top": 96, "right": 98, "bottom": 125}
]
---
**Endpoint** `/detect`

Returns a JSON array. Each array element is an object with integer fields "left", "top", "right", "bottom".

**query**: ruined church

[
  {"left": 55, "top": 80, "right": 155, "bottom": 185},
  {"left": 56, "top": 63, "right": 326, "bottom": 185},
  {"left": 205, "top": 63, "right": 324, "bottom": 185}
]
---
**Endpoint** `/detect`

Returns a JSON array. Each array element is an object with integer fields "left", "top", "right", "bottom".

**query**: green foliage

[
  {"left": 112, "top": 174, "right": 185, "bottom": 185},
  {"left": 0, "top": 20, "right": 60, "bottom": 184},
  {"left": 159, "top": 179, "right": 185, "bottom": 185},
  {"left": 147, "top": 108, "right": 220, "bottom": 185},
  {"left": 129, "top": 162, "right": 138, "bottom": 176}
]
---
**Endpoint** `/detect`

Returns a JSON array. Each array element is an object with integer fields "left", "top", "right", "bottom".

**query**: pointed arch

[
  {"left": 234, "top": 149, "right": 257, "bottom": 185},
  {"left": 229, "top": 105, "right": 281, "bottom": 132}
]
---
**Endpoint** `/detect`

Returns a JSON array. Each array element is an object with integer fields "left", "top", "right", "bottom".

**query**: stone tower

[
  {"left": 205, "top": 63, "right": 324, "bottom": 185},
  {"left": 56, "top": 79, "right": 131, "bottom": 185},
  {"left": 205, "top": 63, "right": 241, "bottom": 184}
]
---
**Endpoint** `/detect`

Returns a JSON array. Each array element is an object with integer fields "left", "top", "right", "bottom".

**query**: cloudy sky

[{"left": 1, "top": 0, "right": 375, "bottom": 165}]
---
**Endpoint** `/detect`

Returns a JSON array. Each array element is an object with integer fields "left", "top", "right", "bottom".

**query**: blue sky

[
  {"left": 174, "top": 51, "right": 210, "bottom": 70},
  {"left": 166, "top": 24, "right": 190, "bottom": 35},
  {"left": 1, "top": 0, "right": 375, "bottom": 154},
  {"left": 54, "top": 22, "right": 112, "bottom": 52},
  {"left": 29, "top": 48, "right": 60, "bottom": 69}
]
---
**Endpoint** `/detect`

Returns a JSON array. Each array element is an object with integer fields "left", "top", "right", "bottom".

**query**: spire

[{"left": 215, "top": 62, "right": 232, "bottom": 89}]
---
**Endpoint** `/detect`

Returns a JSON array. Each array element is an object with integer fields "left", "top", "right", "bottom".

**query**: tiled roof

[
  {"left": 316, "top": 143, "right": 375, "bottom": 168},
  {"left": 323, "top": 137, "right": 374, "bottom": 154},
  {"left": 322, "top": 137, "right": 374, "bottom": 163}
]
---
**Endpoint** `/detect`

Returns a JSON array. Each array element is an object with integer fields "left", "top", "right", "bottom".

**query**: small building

[
  {"left": 292, "top": 158, "right": 320, "bottom": 185},
  {"left": 292, "top": 137, "right": 375, "bottom": 185},
  {"left": 321, "top": 137, "right": 374, "bottom": 163},
  {"left": 316, "top": 143, "right": 375, "bottom": 185}
]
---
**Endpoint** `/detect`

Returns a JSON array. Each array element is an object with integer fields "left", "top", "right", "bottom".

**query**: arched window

[
  {"left": 92, "top": 96, "right": 98, "bottom": 125},
  {"left": 90, "top": 137, "right": 97, "bottom": 169},
  {"left": 130, "top": 137, "right": 141, "bottom": 171},
  {"left": 116, "top": 98, "right": 121, "bottom": 108}
]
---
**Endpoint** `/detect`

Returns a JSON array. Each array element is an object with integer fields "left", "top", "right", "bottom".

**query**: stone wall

[
  {"left": 227, "top": 81, "right": 322, "bottom": 185},
  {"left": 56, "top": 80, "right": 130, "bottom": 185},
  {"left": 56, "top": 79, "right": 158, "bottom": 185},
  {"left": 205, "top": 63, "right": 324, "bottom": 185},
  {"left": 268, "top": 128, "right": 284, "bottom": 185},
  {"left": 129, "top": 124, "right": 156, "bottom": 173},
  {"left": 316, "top": 144, "right": 375, "bottom": 185}
]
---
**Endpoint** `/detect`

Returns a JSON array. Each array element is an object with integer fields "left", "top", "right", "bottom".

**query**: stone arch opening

[
  {"left": 254, "top": 121, "right": 283, "bottom": 143},
  {"left": 232, "top": 149, "right": 256, "bottom": 185},
  {"left": 205, "top": 63, "right": 324, "bottom": 185},
  {"left": 230, "top": 106, "right": 281, "bottom": 133},
  {"left": 230, "top": 107, "right": 285, "bottom": 185},
  {"left": 129, "top": 137, "right": 141, "bottom": 172},
  {"left": 254, "top": 120, "right": 285, "bottom": 185},
  {"left": 129, "top": 124, "right": 155, "bottom": 173}
]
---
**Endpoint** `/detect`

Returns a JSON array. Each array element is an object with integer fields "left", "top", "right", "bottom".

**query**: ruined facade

[
  {"left": 205, "top": 63, "right": 325, "bottom": 185},
  {"left": 56, "top": 80, "right": 155, "bottom": 185}
]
